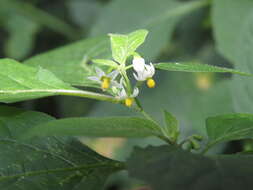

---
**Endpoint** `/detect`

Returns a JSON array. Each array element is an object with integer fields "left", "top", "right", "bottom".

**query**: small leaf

[
  {"left": 163, "top": 110, "right": 179, "bottom": 142},
  {"left": 109, "top": 29, "right": 148, "bottom": 64},
  {"left": 22, "top": 117, "right": 161, "bottom": 139},
  {"left": 155, "top": 62, "right": 252, "bottom": 76},
  {"left": 206, "top": 114, "right": 253, "bottom": 149},
  {"left": 127, "top": 145, "right": 253, "bottom": 190}
]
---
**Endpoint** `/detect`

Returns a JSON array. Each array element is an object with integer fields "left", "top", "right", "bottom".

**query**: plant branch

[{"left": 134, "top": 98, "right": 174, "bottom": 145}]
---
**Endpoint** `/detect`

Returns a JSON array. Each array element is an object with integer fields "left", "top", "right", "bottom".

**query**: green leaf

[
  {"left": 0, "top": 58, "right": 73, "bottom": 102},
  {"left": 127, "top": 145, "right": 253, "bottom": 190},
  {"left": 212, "top": 0, "right": 253, "bottom": 62},
  {"left": 92, "top": 59, "right": 118, "bottom": 68},
  {"left": 206, "top": 114, "right": 253, "bottom": 150},
  {"left": 90, "top": 0, "right": 209, "bottom": 60},
  {"left": 24, "top": 36, "right": 110, "bottom": 87},
  {"left": 0, "top": 58, "right": 116, "bottom": 103},
  {"left": 155, "top": 62, "right": 252, "bottom": 76},
  {"left": 212, "top": 0, "right": 253, "bottom": 113},
  {"left": 163, "top": 111, "right": 179, "bottom": 142},
  {"left": 22, "top": 117, "right": 161, "bottom": 139},
  {"left": 0, "top": 105, "right": 124, "bottom": 190},
  {"left": 109, "top": 29, "right": 148, "bottom": 64}
]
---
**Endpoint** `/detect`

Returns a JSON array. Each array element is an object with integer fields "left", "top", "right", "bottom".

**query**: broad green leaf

[
  {"left": 212, "top": 0, "right": 253, "bottom": 113},
  {"left": 155, "top": 62, "right": 252, "bottom": 76},
  {"left": 92, "top": 59, "right": 118, "bottom": 68},
  {"left": 24, "top": 36, "right": 110, "bottom": 87},
  {"left": 22, "top": 117, "right": 161, "bottom": 139},
  {"left": 206, "top": 114, "right": 253, "bottom": 149},
  {"left": 0, "top": 58, "right": 116, "bottom": 103},
  {"left": 90, "top": 0, "right": 209, "bottom": 60},
  {"left": 127, "top": 145, "right": 253, "bottom": 190},
  {"left": 4, "top": 14, "right": 40, "bottom": 60},
  {"left": 163, "top": 111, "right": 179, "bottom": 142},
  {"left": 0, "top": 58, "right": 73, "bottom": 103},
  {"left": 0, "top": 105, "right": 124, "bottom": 189},
  {"left": 212, "top": 0, "right": 253, "bottom": 62},
  {"left": 109, "top": 30, "right": 148, "bottom": 64}
]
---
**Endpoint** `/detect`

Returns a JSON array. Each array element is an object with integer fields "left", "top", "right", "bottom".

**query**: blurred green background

[{"left": 0, "top": 0, "right": 249, "bottom": 189}]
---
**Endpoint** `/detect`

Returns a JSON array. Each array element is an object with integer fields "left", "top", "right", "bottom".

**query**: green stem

[
  {"left": 58, "top": 89, "right": 119, "bottom": 103},
  {"left": 201, "top": 143, "right": 214, "bottom": 154},
  {"left": 134, "top": 98, "right": 174, "bottom": 145},
  {"left": 121, "top": 70, "right": 132, "bottom": 95},
  {"left": 0, "top": 162, "right": 125, "bottom": 182},
  {"left": 0, "top": 89, "right": 119, "bottom": 103}
]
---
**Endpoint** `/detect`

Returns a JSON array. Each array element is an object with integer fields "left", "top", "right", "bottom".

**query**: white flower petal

[
  {"left": 111, "top": 81, "right": 121, "bottom": 88},
  {"left": 95, "top": 67, "right": 105, "bottom": 78},
  {"left": 87, "top": 76, "right": 100, "bottom": 82},
  {"left": 118, "top": 88, "right": 127, "bottom": 99},
  {"left": 149, "top": 63, "right": 155, "bottom": 76},
  {"left": 108, "top": 70, "right": 119, "bottom": 80},
  {"left": 133, "top": 57, "right": 145, "bottom": 72},
  {"left": 131, "top": 87, "right": 139, "bottom": 98}
]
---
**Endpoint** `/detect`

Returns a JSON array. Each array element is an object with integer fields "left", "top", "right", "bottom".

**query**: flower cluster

[{"left": 88, "top": 56, "right": 156, "bottom": 107}]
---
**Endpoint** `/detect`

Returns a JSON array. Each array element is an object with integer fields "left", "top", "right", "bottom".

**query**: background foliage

[{"left": 0, "top": 0, "right": 253, "bottom": 189}]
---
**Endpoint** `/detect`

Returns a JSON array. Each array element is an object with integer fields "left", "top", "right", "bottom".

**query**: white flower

[
  {"left": 117, "top": 87, "right": 139, "bottom": 100},
  {"left": 132, "top": 57, "right": 156, "bottom": 88},
  {"left": 132, "top": 57, "right": 155, "bottom": 81},
  {"left": 88, "top": 67, "right": 120, "bottom": 90},
  {"left": 116, "top": 85, "right": 139, "bottom": 107}
]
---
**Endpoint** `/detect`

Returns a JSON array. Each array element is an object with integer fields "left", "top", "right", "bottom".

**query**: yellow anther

[
  {"left": 146, "top": 78, "right": 155, "bottom": 88},
  {"left": 125, "top": 98, "right": 134, "bottom": 107},
  {"left": 101, "top": 77, "right": 110, "bottom": 90}
]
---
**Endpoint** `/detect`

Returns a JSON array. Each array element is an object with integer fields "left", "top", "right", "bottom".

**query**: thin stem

[
  {"left": 0, "top": 89, "right": 119, "bottom": 103},
  {"left": 134, "top": 98, "right": 174, "bottom": 145},
  {"left": 0, "top": 162, "right": 125, "bottom": 182},
  {"left": 201, "top": 143, "right": 214, "bottom": 155},
  {"left": 121, "top": 70, "right": 132, "bottom": 95}
]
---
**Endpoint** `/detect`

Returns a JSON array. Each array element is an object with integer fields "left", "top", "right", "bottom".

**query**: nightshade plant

[{"left": 1, "top": 29, "right": 253, "bottom": 190}]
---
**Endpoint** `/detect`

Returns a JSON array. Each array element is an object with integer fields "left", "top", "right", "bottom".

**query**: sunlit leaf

[
  {"left": 155, "top": 62, "right": 252, "bottom": 76},
  {"left": 0, "top": 59, "right": 116, "bottom": 103},
  {"left": 109, "top": 29, "right": 148, "bottom": 64},
  {"left": 24, "top": 36, "right": 110, "bottom": 87}
]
